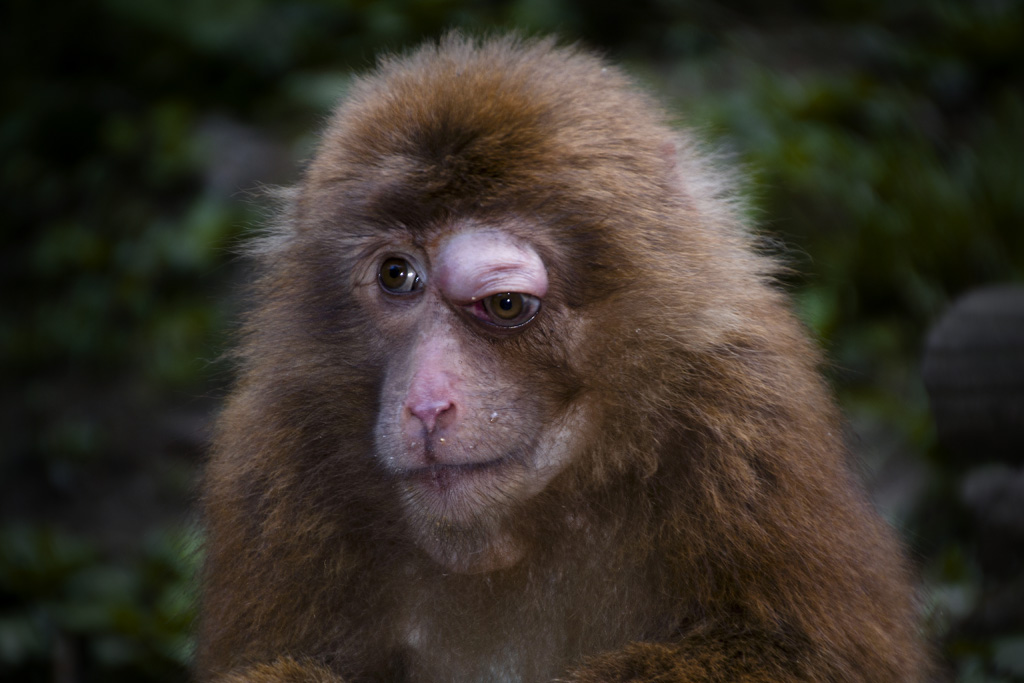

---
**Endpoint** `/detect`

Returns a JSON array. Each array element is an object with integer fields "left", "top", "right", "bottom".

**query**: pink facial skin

[
  {"left": 370, "top": 229, "right": 575, "bottom": 571},
  {"left": 434, "top": 231, "right": 548, "bottom": 306},
  {"left": 384, "top": 229, "right": 551, "bottom": 471}
]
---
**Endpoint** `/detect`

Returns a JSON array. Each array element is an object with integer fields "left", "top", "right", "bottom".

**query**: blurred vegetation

[{"left": 2, "top": 0, "right": 1022, "bottom": 681}]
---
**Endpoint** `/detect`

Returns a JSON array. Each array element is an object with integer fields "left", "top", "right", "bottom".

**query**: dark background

[{"left": 2, "top": 0, "right": 1023, "bottom": 681}]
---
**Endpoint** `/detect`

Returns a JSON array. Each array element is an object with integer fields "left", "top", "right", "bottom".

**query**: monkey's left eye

[
  {"left": 473, "top": 292, "right": 541, "bottom": 328},
  {"left": 379, "top": 257, "right": 423, "bottom": 294}
]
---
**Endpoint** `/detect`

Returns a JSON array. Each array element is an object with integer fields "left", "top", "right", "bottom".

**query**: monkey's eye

[
  {"left": 379, "top": 257, "right": 423, "bottom": 294},
  {"left": 474, "top": 292, "right": 541, "bottom": 328}
]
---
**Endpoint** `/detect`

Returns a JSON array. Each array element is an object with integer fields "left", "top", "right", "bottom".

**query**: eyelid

[
  {"left": 441, "top": 266, "right": 547, "bottom": 310},
  {"left": 436, "top": 232, "right": 548, "bottom": 304}
]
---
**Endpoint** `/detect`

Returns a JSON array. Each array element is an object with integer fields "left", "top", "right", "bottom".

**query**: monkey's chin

[{"left": 398, "top": 460, "right": 530, "bottom": 573}]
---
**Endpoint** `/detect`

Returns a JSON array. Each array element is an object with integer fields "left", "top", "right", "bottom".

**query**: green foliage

[{"left": 0, "top": 526, "right": 200, "bottom": 682}]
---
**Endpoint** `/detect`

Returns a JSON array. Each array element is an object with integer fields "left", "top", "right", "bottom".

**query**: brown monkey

[{"left": 200, "top": 34, "right": 928, "bottom": 682}]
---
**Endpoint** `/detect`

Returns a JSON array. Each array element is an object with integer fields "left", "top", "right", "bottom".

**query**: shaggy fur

[{"left": 200, "top": 34, "right": 928, "bottom": 682}]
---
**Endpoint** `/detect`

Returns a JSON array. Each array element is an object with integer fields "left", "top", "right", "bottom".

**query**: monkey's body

[{"left": 201, "top": 35, "right": 928, "bottom": 682}]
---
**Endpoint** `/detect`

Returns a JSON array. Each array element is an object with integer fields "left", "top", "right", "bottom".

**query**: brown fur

[{"left": 199, "top": 34, "right": 928, "bottom": 682}]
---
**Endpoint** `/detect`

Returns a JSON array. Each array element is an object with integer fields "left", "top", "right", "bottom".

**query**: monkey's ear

[
  {"left": 664, "top": 135, "right": 746, "bottom": 227},
  {"left": 245, "top": 186, "right": 300, "bottom": 257},
  {"left": 659, "top": 140, "right": 679, "bottom": 167},
  {"left": 660, "top": 137, "right": 700, "bottom": 212}
]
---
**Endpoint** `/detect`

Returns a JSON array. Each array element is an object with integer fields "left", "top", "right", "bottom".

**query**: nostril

[{"left": 408, "top": 400, "right": 455, "bottom": 432}]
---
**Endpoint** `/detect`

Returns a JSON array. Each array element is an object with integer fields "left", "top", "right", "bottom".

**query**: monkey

[{"left": 199, "top": 34, "right": 929, "bottom": 682}]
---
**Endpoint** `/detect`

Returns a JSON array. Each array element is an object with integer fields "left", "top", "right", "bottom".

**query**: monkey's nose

[{"left": 407, "top": 399, "right": 455, "bottom": 433}]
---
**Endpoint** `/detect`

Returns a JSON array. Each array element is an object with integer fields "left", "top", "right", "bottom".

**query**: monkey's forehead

[{"left": 304, "top": 34, "right": 677, "bottom": 207}]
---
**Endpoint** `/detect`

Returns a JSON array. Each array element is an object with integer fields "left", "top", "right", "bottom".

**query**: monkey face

[{"left": 357, "top": 225, "right": 585, "bottom": 572}]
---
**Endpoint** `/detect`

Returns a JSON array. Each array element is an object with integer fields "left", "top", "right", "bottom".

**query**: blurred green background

[{"left": 2, "top": 0, "right": 1022, "bottom": 681}]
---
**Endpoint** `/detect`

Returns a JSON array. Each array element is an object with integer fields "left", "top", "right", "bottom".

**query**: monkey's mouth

[{"left": 404, "top": 457, "right": 510, "bottom": 491}]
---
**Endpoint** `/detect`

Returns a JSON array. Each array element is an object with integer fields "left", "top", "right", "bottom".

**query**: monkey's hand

[
  {"left": 560, "top": 631, "right": 813, "bottom": 683},
  {"left": 215, "top": 658, "right": 344, "bottom": 683}
]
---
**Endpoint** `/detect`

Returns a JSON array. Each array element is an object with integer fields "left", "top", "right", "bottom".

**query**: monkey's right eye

[{"left": 379, "top": 257, "right": 423, "bottom": 294}]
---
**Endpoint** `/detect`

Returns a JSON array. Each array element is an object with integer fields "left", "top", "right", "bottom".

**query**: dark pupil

[
  {"left": 388, "top": 264, "right": 405, "bottom": 281},
  {"left": 498, "top": 296, "right": 514, "bottom": 311}
]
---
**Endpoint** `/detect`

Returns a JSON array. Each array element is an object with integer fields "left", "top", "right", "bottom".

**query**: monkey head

[{"left": 266, "top": 38, "right": 696, "bottom": 575}]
